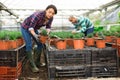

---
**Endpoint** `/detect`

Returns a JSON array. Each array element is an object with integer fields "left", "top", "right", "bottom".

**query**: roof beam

[
  {"left": 83, "top": 0, "right": 120, "bottom": 16},
  {"left": 0, "top": 2, "right": 18, "bottom": 18},
  {"left": 100, "top": 0, "right": 120, "bottom": 9},
  {"left": 0, "top": 8, "right": 101, "bottom": 11}
]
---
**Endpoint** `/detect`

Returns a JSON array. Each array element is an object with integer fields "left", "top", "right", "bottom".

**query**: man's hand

[{"left": 72, "top": 30, "right": 77, "bottom": 34}]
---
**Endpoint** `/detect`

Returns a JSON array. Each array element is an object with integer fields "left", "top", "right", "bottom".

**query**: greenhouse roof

[
  {"left": 1, "top": 0, "right": 120, "bottom": 24},
  {"left": 0, "top": 0, "right": 114, "bottom": 10},
  {"left": 1, "top": 0, "right": 119, "bottom": 18}
]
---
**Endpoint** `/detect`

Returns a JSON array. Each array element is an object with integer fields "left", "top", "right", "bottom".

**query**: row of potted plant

[
  {"left": 0, "top": 30, "right": 24, "bottom": 50},
  {"left": 47, "top": 31, "right": 106, "bottom": 50},
  {"left": 36, "top": 29, "right": 120, "bottom": 50},
  {"left": 101, "top": 30, "right": 120, "bottom": 43}
]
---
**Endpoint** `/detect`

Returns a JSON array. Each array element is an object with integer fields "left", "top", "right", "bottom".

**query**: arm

[
  {"left": 28, "top": 14, "right": 41, "bottom": 41},
  {"left": 75, "top": 17, "right": 87, "bottom": 33},
  {"left": 76, "top": 22, "right": 87, "bottom": 33}
]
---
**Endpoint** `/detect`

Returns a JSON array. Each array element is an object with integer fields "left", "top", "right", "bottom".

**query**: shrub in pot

[
  {"left": 103, "top": 31, "right": 113, "bottom": 43},
  {"left": 72, "top": 33, "right": 85, "bottom": 49},
  {"left": 66, "top": 32, "right": 74, "bottom": 47},
  {"left": 53, "top": 31, "right": 67, "bottom": 50},
  {"left": 115, "top": 33, "right": 120, "bottom": 44},
  {"left": 86, "top": 33, "right": 94, "bottom": 46},
  {"left": 95, "top": 32, "right": 106, "bottom": 48},
  {"left": 8, "top": 31, "right": 20, "bottom": 49},
  {"left": 0, "top": 30, "right": 10, "bottom": 50},
  {"left": 40, "top": 29, "right": 48, "bottom": 44}
]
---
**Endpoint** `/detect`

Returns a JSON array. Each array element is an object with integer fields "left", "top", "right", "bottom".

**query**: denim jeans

[
  {"left": 84, "top": 27, "right": 94, "bottom": 36},
  {"left": 21, "top": 27, "right": 43, "bottom": 51}
]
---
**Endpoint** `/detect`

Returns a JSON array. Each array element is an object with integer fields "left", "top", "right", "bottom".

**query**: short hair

[
  {"left": 46, "top": 4, "right": 57, "bottom": 14},
  {"left": 69, "top": 16, "right": 76, "bottom": 21}
]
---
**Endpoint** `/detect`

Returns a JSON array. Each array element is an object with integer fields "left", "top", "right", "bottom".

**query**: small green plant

[
  {"left": 94, "top": 20, "right": 101, "bottom": 26},
  {"left": 0, "top": 30, "right": 22, "bottom": 40},
  {"left": 41, "top": 29, "right": 47, "bottom": 36},
  {"left": 102, "top": 31, "right": 111, "bottom": 36},
  {"left": 115, "top": 32, "right": 120, "bottom": 38},
  {"left": 49, "top": 31, "right": 72, "bottom": 39},
  {"left": 0, "top": 30, "right": 10, "bottom": 40},
  {"left": 9, "top": 31, "right": 18, "bottom": 40},
  {"left": 0, "top": 30, "right": 6, "bottom": 40},
  {"left": 72, "top": 33, "right": 84, "bottom": 39},
  {"left": 86, "top": 33, "right": 94, "bottom": 38}
]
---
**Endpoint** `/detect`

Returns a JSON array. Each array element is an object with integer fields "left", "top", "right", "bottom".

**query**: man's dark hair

[{"left": 46, "top": 4, "right": 57, "bottom": 14}]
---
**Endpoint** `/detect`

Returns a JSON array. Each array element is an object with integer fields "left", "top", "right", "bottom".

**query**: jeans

[
  {"left": 21, "top": 27, "right": 43, "bottom": 51},
  {"left": 84, "top": 27, "right": 94, "bottom": 36}
]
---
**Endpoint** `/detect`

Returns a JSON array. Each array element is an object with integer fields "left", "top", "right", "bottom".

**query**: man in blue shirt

[
  {"left": 69, "top": 16, "right": 94, "bottom": 36},
  {"left": 21, "top": 4, "right": 57, "bottom": 72}
]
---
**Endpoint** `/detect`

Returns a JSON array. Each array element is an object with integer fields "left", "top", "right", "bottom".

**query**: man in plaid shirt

[{"left": 21, "top": 4, "right": 57, "bottom": 72}]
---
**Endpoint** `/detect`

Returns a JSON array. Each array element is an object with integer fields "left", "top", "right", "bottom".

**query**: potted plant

[
  {"left": 72, "top": 33, "right": 85, "bottom": 49},
  {"left": 41, "top": 29, "right": 48, "bottom": 36},
  {"left": 0, "top": 30, "right": 10, "bottom": 50},
  {"left": 66, "top": 32, "right": 74, "bottom": 48},
  {"left": 102, "top": 31, "right": 113, "bottom": 43},
  {"left": 0, "top": 30, "right": 24, "bottom": 50},
  {"left": 54, "top": 31, "right": 67, "bottom": 50},
  {"left": 95, "top": 32, "right": 106, "bottom": 48},
  {"left": 86, "top": 33, "right": 94, "bottom": 46},
  {"left": 9, "top": 31, "right": 23, "bottom": 49},
  {"left": 40, "top": 29, "right": 48, "bottom": 44},
  {"left": 115, "top": 32, "right": 120, "bottom": 44}
]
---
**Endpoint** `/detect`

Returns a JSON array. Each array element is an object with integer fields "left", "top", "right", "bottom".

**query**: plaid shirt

[{"left": 21, "top": 11, "right": 53, "bottom": 30}]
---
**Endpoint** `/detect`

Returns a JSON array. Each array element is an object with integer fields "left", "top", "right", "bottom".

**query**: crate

[
  {"left": 118, "top": 46, "right": 120, "bottom": 57},
  {"left": 91, "top": 47, "right": 117, "bottom": 64},
  {"left": 91, "top": 64, "right": 118, "bottom": 77},
  {"left": 46, "top": 48, "right": 92, "bottom": 80},
  {"left": 90, "top": 47, "right": 119, "bottom": 78},
  {"left": 46, "top": 47, "right": 119, "bottom": 80},
  {"left": 48, "top": 65, "right": 91, "bottom": 80},
  {"left": 46, "top": 49, "right": 91, "bottom": 66},
  {"left": 0, "top": 62, "right": 22, "bottom": 80},
  {"left": 0, "top": 44, "right": 26, "bottom": 67}
]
